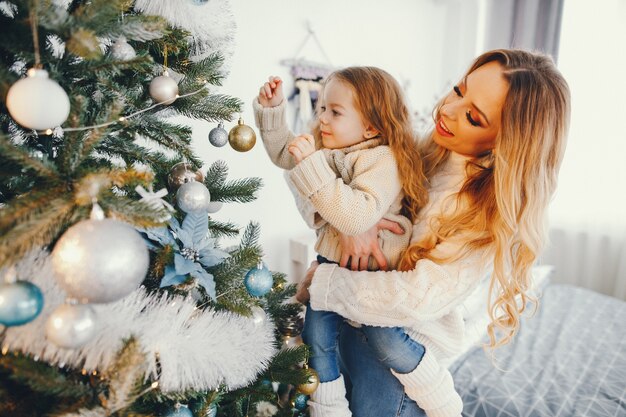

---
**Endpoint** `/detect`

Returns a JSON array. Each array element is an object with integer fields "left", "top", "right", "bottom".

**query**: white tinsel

[
  {"left": 1, "top": 249, "right": 277, "bottom": 392},
  {"left": 255, "top": 401, "right": 279, "bottom": 417},
  {"left": 134, "top": 0, "right": 236, "bottom": 66}
]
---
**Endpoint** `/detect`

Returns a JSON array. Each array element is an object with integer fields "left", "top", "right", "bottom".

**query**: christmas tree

[{"left": 0, "top": 1, "right": 316, "bottom": 416}]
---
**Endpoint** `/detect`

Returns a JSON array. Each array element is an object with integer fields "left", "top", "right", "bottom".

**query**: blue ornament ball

[
  {"left": 164, "top": 404, "right": 193, "bottom": 417},
  {"left": 244, "top": 262, "right": 273, "bottom": 297},
  {"left": 293, "top": 392, "right": 309, "bottom": 411},
  {"left": 0, "top": 281, "right": 44, "bottom": 326}
]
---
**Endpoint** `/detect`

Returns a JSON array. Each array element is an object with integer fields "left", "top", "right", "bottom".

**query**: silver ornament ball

[
  {"left": 208, "top": 122, "right": 228, "bottom": 147},
  {"left": 51, "top": 218, "right": 149, "bottom": 303},
  {"left": 176, "top": 181, "right": 211, "bottom": 213},
  {"left": 149, "top": 73, "right": 179, "bottom": 105},
  {"left": 6, "top": 68, "right": 70, "bottom": 130},
  {"left": 46, "top": 303, "right": 97, "bottom": 349},
  {"left": 110, "top": 36, "right": 136, "bottom": 61}
]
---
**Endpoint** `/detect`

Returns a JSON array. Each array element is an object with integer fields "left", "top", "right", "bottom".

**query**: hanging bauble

[
  {"left": 206, "top": 201, "right": 223, "bottom": 214},
  {"left": 149, "top": 71, "right": 179, "bottom": 105},
  {"left": 228, "top": 117, "right": 257, "bottom": 152},
  {"left": 6, "top": 68, "right": 70, "bottom": 130},
  {"left": 167, "top": 162, "right": 205, "bottom": 192},
  {"left": 45, "top": 303, "right": 97, "bottom": 349},
  {"left": 176, "top": 181, "right": 211, "bottom": 213},
  {"left": 208, "top": 122, "right": 228, "bottom": 147},
  {"left": 51, "top": 218, "right": 149, "bottom": 304},
  {"left": 250, "top": 305, "right": 267, "bottom": 327},
  {"left": 297, "top": 366, "right": 320, "bottom": 395},
  {"left": 291, "top": 392, "right": 309, "bottom": 411},
  {"left": 244, "top": 261, "right": 273, "bottom": 297},
  {"left": 110, "top": 36, "right": 136, "bottom": 61},
  {"left": 164, "top": 404, "right": 193, "bottom": 417},
  {"left": 277, "top": 313, "right": 304, "bottom": 336},
  {"left": 0, "top": 281, "right": 44, "bottom": 326}
]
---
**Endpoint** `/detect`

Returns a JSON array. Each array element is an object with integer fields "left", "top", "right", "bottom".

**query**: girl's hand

[
  {"left": 296, "top": 261, "right": 319, "bottom": 304},
  {"left": 258, "top": 76, "right": 284, "bottom": 107},
  {"left": 338, "top": 219, "right": 405, "bottom": 271},
  {"left": 288, "top": 134, "right": 316, "bottom": 163}
]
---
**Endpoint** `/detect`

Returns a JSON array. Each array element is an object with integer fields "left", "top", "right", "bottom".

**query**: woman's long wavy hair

[
  {"left": 310, "top": 67, "right": 428, "bottom": 220},
  {"left": 398, "top": 49, "right": 571, "bottom": 349}
]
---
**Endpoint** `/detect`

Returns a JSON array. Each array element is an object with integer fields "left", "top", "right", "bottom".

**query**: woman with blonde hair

[{"left": 296, "top": 48, "right": 570, "bottom": 417}]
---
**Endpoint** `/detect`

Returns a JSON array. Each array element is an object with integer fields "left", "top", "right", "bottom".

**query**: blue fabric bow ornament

[{"left": 140, "top": 212, "right": 229, "bottom": 300}]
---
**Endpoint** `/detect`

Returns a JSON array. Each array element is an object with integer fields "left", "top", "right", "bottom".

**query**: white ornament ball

[
  {"left": 206, "top": 201, "right": 223, "bottom": 213},
  {"left": 149, "top": 73, "right": 179, "bottom": 105},
  {"left": 110, "top": 36, "right": 136, "bottom": 61},
  {"left": 6, "top": 68, "right": 70, "bottom": 130},
  {"left": 46, "top": 303, "right": 97, "bottom": 349},
  {"left": 176, "top": 181, "right": 211, "bottom": 213},
  {"left": 51, "top": 218, "right": 149, "bottom": 303},
  {"left": 250, "top": 306, "right": 267, "bottom": 327}
]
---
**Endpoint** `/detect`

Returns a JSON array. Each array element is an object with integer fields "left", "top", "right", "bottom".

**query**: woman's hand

[
  {"left": 258, "top": 76, "right": 284, "bottom": 107},
  {"left": 339, "top": 219, "right": 404, "bottom": 271},
  {"left": 296, "top": 261, "right": 319, "bottom": 304}
]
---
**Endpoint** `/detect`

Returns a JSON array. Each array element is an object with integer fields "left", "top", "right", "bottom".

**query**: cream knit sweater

[
  {"left": 309, "top": 152, "right": 494, "bottom": 364},
  {"left": 253, "top": 98, "right": 413, "bottom": 269}
]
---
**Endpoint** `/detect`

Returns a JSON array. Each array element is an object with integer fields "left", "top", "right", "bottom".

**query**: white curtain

[{"left": 545, "top": 0, "right": 626, "bottom": 300}]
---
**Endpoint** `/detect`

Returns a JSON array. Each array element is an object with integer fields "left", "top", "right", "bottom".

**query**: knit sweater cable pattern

[
  {"left": 253, "top": 98, "right": 413, "bottom": 269},
  {"left": 309, "top": 152, "right": 493, "bottom": 363}
]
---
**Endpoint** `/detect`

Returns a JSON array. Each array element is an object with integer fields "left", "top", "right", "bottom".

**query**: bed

[{"left": 450, "top": 284, "right": 626, "bottom": 417}]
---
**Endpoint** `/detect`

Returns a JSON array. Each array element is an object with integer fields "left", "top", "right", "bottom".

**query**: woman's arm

[
  {"left": 307, "top": 238, "right": 490, "bottom": 326},
  {"left": 289, "top": 147, "right": 403, "bottom": 236}
]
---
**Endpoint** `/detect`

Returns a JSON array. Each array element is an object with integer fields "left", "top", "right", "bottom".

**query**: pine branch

[
  {"left": 0, "top": 135, "right": 59, "bottom": 179},
  {"left": 208, "top": 177, "right": 263, "bottom": 204},
  {"left": 0, "top": 355, "right": 93, "bottom": 400},
  {"left": 178, "top": 53, "right": 228, "bottom": 92},
  {"left": 205, "top": 160, "right": 229, "bottom": 188},
  {"left": 264, "top": 346, "right": 310, "bottom": 386},
  {"left": 0, "top": 185, "right": 67, "bottom": 232},
  {"left": 104, "top": 338, "right": 148, "bottom": 414},
  {"left": 174, "top": 94, "right": 242, "bottom": 122},
  {"left": 0, "top": 198, "right": 77, "bottom": 267},
  {"left": 208, "top": 219, "right": 240, "bottom": 239}
]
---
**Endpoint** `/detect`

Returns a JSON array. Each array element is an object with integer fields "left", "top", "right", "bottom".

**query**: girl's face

[
  {"left": 434, "top": 61, "right": 509, "bottom": 157},
  {"left": 318, "top": 78, "right": 378, "bottom": 149}
]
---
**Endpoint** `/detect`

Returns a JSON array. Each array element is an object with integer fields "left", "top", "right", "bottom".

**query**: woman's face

[{"left": 434, "top": 61, "right": 509, "bottom": 157}]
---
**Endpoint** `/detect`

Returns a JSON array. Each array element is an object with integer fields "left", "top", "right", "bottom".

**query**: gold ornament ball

[
  {"left": 297, "top": 367, "right": 320, "bottom": 395},
  {"left": 167, "top": 162, "right": 205, "bottom": 192},
  {"left": 228, "top": 117, "right": 256, "bottom": 152}
]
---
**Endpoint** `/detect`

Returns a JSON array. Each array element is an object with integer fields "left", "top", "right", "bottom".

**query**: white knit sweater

[
  {"left": 309, "top": 152, "right": 493, "bottom": 364},
  {"left": 253, "top": 98, "right": 413, "bottom": 269}
]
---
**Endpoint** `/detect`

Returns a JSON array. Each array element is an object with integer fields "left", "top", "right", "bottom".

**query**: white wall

[{"left": 180, "top": 0, "right": 467, "bottom": 279}]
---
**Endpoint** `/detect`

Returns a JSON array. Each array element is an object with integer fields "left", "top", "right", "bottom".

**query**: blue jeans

[
  {"left": 339, "top": 322, "right": 427, "bottom": 417},
  {"left": 302, "top": 304, "right": 426, "bottom": 378}
]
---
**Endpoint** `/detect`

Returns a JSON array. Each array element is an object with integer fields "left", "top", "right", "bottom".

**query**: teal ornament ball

[
  {"left": 0, "top": 281, "right": 44, "bottom": 326},
  {"left": 293, "top": 392, "right": 309, "bottom": 411},
  {"left": 244, "top": 262, "right": 273, "bottom": 297},
  {"left": 164, "top": 404, "right": 193, "bottom": 417}
]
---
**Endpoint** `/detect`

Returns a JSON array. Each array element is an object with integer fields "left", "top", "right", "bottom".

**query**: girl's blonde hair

[
  {"left": 399, "top": 49, "right": 571, "bottom": 349},
  {"left": 311, "top": 67, "right": 428, "bottom": 220}
]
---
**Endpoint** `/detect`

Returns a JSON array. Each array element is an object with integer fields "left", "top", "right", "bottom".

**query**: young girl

[{"left": 254, "top": 67, "right": 463, "bottom": 417}]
